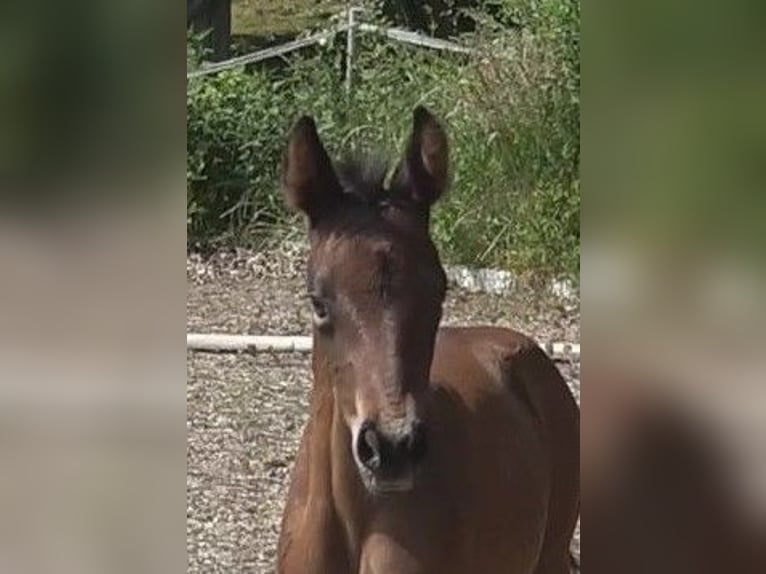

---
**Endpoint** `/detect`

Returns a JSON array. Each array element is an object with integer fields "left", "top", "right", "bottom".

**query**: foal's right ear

[
  {"left": 282, "top": 116, "right": 342, "bottom": 221},
  {"left": 392, "top": 106, "right": 449, "bottom": 208}
]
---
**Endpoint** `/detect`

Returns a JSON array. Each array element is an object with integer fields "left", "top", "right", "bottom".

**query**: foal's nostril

[
  {"left": 355, "top": 420, "right": 428, "bottom": 474},
  {"left": 356, "top": 422, "right": 382, "bottom": 471}
]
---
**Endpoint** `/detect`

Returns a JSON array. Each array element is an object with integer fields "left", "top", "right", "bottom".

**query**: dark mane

[
  {"left": 335, "top": 154, "right": 394, "bottom": 207},
  {"left": 330, "top": 154, "right": 428, "bottom": 229}
]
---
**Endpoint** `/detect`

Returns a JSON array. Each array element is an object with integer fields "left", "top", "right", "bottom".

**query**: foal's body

[
  {"left": 276, "top": 108, "right": 578, "bottom": 574},
  {"left": 279, "top": 327, "right": 579, "bottom": 574}
]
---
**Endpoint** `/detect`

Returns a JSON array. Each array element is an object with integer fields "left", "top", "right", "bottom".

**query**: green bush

[
  {"left": 435, "top": 0, "right": 579, "bottom": 277},
  {"left": 187, "top": 1, "right": 579, "bottom": 280},
  {"left": 187, "top": 69, "right": 292, "bottom": 245}
]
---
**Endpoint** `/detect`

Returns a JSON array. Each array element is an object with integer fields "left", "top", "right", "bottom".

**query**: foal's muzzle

[{"left": 354, "top": 419, "right": 427, "bottom": 492}]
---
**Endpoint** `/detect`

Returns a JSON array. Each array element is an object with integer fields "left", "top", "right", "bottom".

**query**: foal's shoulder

[
  {"left": 435, "top": 326, "right": 541, "bottom": 364},
  {"left": 435, "top": 327, "right": 563, "bottom": 398},
  {"left": 433, "top": 326, "right": 572, "bottom": 421},
  {"left": 432, "top": 326, "right": 548, "bottom": 389}
]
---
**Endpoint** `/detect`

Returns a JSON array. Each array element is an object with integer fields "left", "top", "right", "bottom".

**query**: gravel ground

[{"left": 187, "top": 245, "right": 580, "bottom": 573}]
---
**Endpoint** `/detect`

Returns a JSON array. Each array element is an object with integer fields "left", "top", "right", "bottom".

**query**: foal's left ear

[
  {"left": 282, "top": 115, "right": 342, "bottom": 222},
  {"left": 393, "top": 106, "right": 450, "bottom": 207}
]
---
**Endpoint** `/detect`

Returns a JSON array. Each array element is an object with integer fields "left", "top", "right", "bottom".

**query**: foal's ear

[
  {"left": 282, "top": 116, "right": 342, "bottom": 221},
  {"left": 393, "top": 106, "right": 450, "bottom": 206}
]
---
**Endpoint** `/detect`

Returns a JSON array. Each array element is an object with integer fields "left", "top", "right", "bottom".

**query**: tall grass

[{"left": 187, "top": 1, "right": 579, "bottom": 279}]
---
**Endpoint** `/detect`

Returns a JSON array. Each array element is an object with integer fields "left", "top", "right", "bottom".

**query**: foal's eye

[{"left": 309, "top": 295, "right": 331, "bottom": 326}]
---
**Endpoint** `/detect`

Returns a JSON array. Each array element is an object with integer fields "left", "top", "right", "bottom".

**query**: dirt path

[{"left": 187, "top": 246, "right": 580, "bottom": 573}]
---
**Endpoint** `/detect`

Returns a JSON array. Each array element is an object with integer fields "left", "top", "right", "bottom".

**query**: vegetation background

[{"left": 187, "top": 0, "right": 580, "bottom": 281}]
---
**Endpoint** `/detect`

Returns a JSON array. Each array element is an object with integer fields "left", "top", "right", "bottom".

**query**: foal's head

[{"left": 282, "top": 107, "right": 449, "bottom": 495}]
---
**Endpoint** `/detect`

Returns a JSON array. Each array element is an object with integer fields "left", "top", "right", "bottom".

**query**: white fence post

[{"left": 345, "top": 7, "right": 360, "bottom": 97}]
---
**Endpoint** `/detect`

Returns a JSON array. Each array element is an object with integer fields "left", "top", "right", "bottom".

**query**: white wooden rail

[
  {"left": 187, "top": 334, "right": 313, "bottom": 352},
  {"left": 187, "top": 333, "right": 580, "bottom": 359}
]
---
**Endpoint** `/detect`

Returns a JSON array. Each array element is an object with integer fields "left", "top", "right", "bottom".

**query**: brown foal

[{"left": 276, "top": 107, "right": 579, "bottom": 574}]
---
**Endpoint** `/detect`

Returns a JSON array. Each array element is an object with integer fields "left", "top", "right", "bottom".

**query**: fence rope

[
  {"left": 356, "top": 23, "right": 474, "bottom": 54},
  {"left": 188, "top": 28, "right": 348, "bottom": 79},
  {"left": 187, "top": 333, "right": 580, "bottom": 359},
  {"left": 187, "top": 13, "right": 475, "bottom": 80}
]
